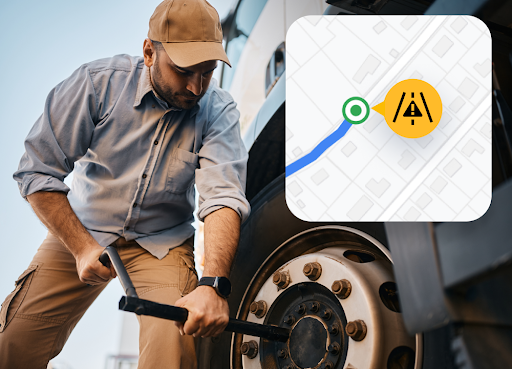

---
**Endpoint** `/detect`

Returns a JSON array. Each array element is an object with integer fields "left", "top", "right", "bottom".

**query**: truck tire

[{"left": 197, "top": 174, "right": 454, "bottom": 369}]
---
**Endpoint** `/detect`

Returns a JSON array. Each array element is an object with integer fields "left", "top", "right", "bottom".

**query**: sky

[{"left": 0, "top": 0, "right": 235, "bottom": 368}]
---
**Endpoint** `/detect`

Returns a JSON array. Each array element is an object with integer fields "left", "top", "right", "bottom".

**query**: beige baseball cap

[{"left": 148, "top": 0, "right": 231, "bottom": 68}]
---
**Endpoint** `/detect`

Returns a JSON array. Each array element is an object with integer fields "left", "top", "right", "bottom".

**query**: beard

[{"left": 150, "top": 60, "right": 206, "bottom": 110}]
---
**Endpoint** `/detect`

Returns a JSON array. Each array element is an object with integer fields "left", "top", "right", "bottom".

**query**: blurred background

[{"left": 0, "top": 0, "right": 234, "bottom": 368}]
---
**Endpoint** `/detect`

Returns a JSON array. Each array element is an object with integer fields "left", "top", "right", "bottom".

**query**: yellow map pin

[{"left": 372, "top": 79, "right": 443, "bottom": 139}]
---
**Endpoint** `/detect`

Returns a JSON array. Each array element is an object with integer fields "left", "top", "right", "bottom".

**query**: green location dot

[
  {"left": 351, "top": 105, "right": 362, "bottom": 116},
  {"left": 342, "top": 97, "right": 370, "bottom": 124}
]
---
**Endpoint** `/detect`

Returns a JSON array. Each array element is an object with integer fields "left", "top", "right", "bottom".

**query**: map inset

[{"left": 285, "top": 15, "right": 492, "bottom": 222}]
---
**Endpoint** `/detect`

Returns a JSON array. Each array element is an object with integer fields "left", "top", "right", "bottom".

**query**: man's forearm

[
  {"left": 202, "top": 207, "right": 241, "bottom": 277},
  {"left": 26, "top": 191, "right": 97, "bottom": 258}
]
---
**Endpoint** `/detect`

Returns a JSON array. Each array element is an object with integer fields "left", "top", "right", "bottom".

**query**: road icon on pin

[{"left": 373, "top": 79, "right": 442, "bottom": 138}]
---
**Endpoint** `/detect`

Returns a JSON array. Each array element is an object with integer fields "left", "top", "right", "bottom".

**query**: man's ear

[{"left": 143, "top": 39, "right": 155, "bottom": 68}]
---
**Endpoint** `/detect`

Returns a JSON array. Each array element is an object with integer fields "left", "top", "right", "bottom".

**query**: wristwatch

[{"left": 198, "top": 276, "right": 232, "bottom": 299}]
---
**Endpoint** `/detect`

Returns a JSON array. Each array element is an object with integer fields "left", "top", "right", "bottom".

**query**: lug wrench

[{"left": 99, "top": 246, "right": 290, "bottom": 342}]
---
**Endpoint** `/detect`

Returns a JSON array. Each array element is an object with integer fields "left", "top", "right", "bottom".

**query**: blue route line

[{"left": 286, "top": 120, "right": 352, "bottom": 177}]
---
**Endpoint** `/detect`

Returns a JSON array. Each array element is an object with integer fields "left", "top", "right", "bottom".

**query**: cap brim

[{"left": 162, "top": 41, "right": 231, "bottom": 68}]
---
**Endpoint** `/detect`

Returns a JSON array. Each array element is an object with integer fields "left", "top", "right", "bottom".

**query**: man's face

[{"left": 143, "top": 39, "right": 218, "bottom": 110}]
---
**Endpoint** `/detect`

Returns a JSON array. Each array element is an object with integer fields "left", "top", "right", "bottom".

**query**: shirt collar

[{"left": 134, "top": 63, "right": 202, "bottom": 117}]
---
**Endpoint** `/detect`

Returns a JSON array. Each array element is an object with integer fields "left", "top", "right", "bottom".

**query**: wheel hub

[{"left": 258, "top": 283, "right": 346, "bottom": 369}]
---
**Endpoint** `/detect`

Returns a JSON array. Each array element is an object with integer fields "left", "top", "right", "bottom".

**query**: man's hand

[
  {"left": 174, "top": 285, "right": 229, "bottom": 337},
  {"left": 75, "top": 244, "right": 117, "bottom": 285},
  {"left": 26, "top": 191, "right": 116, "bottom": 285}
]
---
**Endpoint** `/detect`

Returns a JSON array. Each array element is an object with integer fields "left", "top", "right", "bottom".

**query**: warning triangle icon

[{"left": 403, "top": 101, "right": 422, "bottom": 117}]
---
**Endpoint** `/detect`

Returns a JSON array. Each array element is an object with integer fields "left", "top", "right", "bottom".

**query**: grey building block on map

[
  {"left": 404, "top": 206, "right": 421, "bottom": 221},
  {"left": 390, "top": 49, "right": 399, "bottom": 58},
  {"left": 287, "top": 181, "right": 303, "bottom": 197},
  {"left": 297, "top": 200, "right": 305, "bottom": 209},
  {"left": 433, "top": 35, "right": 454, "bottom": 58},
  {"left": 450, "top": 96, "right": 466, "bottom": 113},
  {"left": 364, "top": 114, "right": 382, "bottom": 133},
  {"left": 431, "top": 176, "right": 448, "bottom": 194},
  {"left": 399, "top": 150, "right": 416, "bottom": 169},
  {"left": 416, "top": 135, "right": 433, "bottom": 149},
  {"left": 342, "top": 141, "right": 357, "bottom": 157},
  {"left": 480, "top": 123, "right": 491, "bottom": 139},
  {"left": 353, "top": 54, "right": 381, "bottom": 84},
  {"left": 462, "top": 139, "right": 485, "bottom": 157},
  {"left": 311, "top": 168, "right": 329, "bottom": 185},
  {"left": 373, "top": 21, "right": 386, "bottom": 34},
  {"left": 410, "top": 70, "right": 423, "bottom": 80},
  {"left": 286, "top": 127, "right": 293, "bottom": 141},
  {"left": 366, "top": 178, "right": 390, "bottom": 198},
  {"left": 444, "top": 159, "right": 462, "bottom": 177},
  {"left": 347, "top": 196, "right": 374, "bottom": 221},
  {"left": 474, "top": 59, "right": 491, "bottom": 77},
  {"left": 439, "top": 112, "right": 452, "bottom": 129},
  {"left": 451, "top": 17, "right": 468, "bottom": 33},
  {"left": 401, "top": 16, "right": 418, "bottom": 30},
  {"left": 293, "top": 147, "right": 303, "bottom": 157},
  {"left": 458, "top": 78, "right": 479, "bottom": 100},
  {"left": 416, "top": 193, "right": 432, "bottom": 209}
]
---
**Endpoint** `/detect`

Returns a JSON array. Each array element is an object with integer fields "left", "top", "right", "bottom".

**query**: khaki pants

[{"left": 0, "top": 233, "right": 198, "bottom": 369}]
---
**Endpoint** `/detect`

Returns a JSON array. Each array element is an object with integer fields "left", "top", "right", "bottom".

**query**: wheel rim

[{"left": 232, "top": 226, "right": 422, "bottom": 369}]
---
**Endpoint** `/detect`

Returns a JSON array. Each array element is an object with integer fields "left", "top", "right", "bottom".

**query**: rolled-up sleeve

[
  {"left": 195, "top": 95, "right": 251, "bottom": 223},
  {"left": 13, "top": 64, "right": 97, "bottom": 198}
]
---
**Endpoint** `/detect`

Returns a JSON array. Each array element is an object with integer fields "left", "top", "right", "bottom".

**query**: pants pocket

[
  {"left": 0, "top": 264, "right": 38, "bottom": 332},
  {"left": 178, "top": 254, "right": 198, "bottom": 296}
]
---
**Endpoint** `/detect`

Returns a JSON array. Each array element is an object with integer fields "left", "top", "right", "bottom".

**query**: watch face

[{"left": 217, "top": 277, "right": 232, "bottom": 298}]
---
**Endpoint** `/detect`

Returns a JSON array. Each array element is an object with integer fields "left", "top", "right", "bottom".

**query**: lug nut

[
  {"left": 250, "top": 300, "right": 267, "bottom": 319},
  {"left": 273, "top": 270, "right": 290, "bottom": 289},
  {"left": 241, "top": 340, "right": 258, "bottom": 359},
  {"left": 332, "top": 279, "right": 352, "bottom": 299},
  {"left": 278, "top": 348, "right": 288, "bottom": 359},
  {"left": 303, "top": 262, "right": 322, "bottom": 281},
  {"left": 328, "top": 342, "right": 341, "bottom": 355},
  {"left": 324, "top": 360, "right": 334, "bottom": 369},
  {"left": 284, "top": 314, "right": 296, "bottom": 326},
  {"left": 309, "top": 301, "right": 320, "bottom": 313},
  {"left": 322, "top": 308, "right": 333, "bottom": 321},
  {"left": 329, "top": 323, "right": 340, "bottom": 336},
  {"left": 346, "top": 319, "right": 367, "bottom": 341},
  {"left": 295, "top": 303, "right": 306, "bottom": 315}
]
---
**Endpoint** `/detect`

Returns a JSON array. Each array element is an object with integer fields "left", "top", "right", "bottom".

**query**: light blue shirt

[{"left": 14, "top": 55, "right": 250, "bottom": 259}]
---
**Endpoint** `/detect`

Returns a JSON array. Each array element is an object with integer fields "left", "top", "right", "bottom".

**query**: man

[{"left": 0, "top": 0, "right": 250, "bottom": 368}]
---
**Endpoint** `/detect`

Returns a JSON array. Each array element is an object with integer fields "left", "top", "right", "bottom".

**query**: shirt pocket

[
  {"left": 166, "top": 148, "right": 199, "bottom": 194},
  {"left": 0, "top": 264, "right": 38, "bottom": 332}
]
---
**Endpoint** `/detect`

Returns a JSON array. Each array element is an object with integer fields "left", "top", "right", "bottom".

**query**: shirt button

[
  {"left": 126, "top": 226, "right": 130, "bottom": 230},
  {"left": 142, "top": 174, "right": 147, "bottom": 179},
  {"left": 133, "top": 203, "right": 138, "bottom": 208},
  {"left": 154, "top": 140, "right": 159, "bottom": 145}
]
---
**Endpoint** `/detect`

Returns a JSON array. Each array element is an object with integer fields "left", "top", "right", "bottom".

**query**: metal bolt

[
  {"left": 240, "top": 340, "right": 258, "bottom": 359},
  {"left": 295, "top": 303, "right": 306, "bottom": 315},
  {"left": 309, "top": 301, "right": 320, "bottom": 313},
  {"left": 324, "top": 360, "right": 334, "bottom": 369},
  {"left": 332, "top": 279, "right": 352, "bottom": 299},
  {"left": 329, "top": 323, "right": 340, "bottom": 336},
  {"left": 322, "top": 309, "right": 333, "bottom": 321},
  {"left": 346, "top": 319, "right": 367, "bottom": 341},
  {"left": 284, "top": 314, "right": 296, "bottom": 326},
  {"left": 273, "top": 270, "right": 290, "bottom": 289},
  {"left": 328, "top": 342, "right": 341, "bottom": 355},
  {"left": 303, "top": 262, "right": 322, "bottom": 281},
  {"left": 278, "top": 348, "right": 288, "bottom": 359},
  {"left": 250, "top": 300, "right": 267, "bottom": 319}
]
